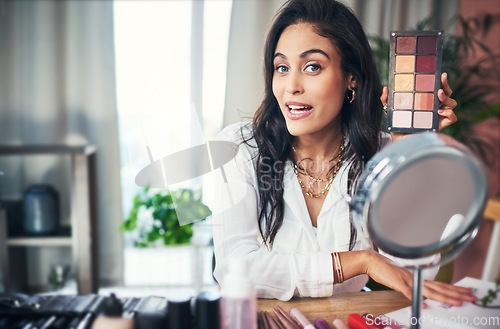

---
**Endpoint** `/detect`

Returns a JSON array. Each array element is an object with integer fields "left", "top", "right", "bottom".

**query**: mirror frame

[{"left": 352, "top": 133, "right": 489, "bottom": 267}]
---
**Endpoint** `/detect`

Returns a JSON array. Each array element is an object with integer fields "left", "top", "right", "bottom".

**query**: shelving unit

[{"left": 0, "top": 145, "right": 98, "bottom": 294}]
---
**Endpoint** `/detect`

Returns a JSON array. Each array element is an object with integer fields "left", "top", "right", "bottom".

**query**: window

[{"left": 113, "top": 0, "right": 232, "bottom": 291}]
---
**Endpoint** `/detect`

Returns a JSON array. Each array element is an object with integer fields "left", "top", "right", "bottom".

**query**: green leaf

[{"left": 123, "top": 187, "right": 209, "bottom": 246}]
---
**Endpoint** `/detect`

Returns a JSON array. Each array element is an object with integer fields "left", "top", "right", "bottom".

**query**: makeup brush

[
  {"left": 262, "top": 311, "right": 285, "bottom": 329},
  {"left": 260, "top": 311, "right": 271, "bottom": 329},
  {"left": 258, "top": 312, "right": 265, "bottom": 329},
  {"left": 272, "top": 306, "right": 301, "bottom": 329}
]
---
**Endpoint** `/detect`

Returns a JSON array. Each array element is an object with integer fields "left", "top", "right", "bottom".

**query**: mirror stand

[{"left": 411, "top": 266, "right": 423, "bottom": 329}]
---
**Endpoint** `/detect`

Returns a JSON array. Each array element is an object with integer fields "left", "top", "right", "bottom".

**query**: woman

[{"left": 212, "top": 0, "right": 472, "bottom": 305}]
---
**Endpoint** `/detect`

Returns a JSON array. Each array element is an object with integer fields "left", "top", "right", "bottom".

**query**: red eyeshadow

[
  {"left": 417, "top": 36, "right": 437, "bottom": 53},
  {"left": 396, "top": 37, "right": 415, "bottom": 54},
  {"left": 416, "top": 55, "right": 436, "bottom": 73},
  {"left": 415, "top": 75, "right": 435, "bottom": 91}
]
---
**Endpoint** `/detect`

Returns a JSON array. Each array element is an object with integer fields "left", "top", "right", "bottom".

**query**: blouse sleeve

[{"left": 210, "top": 123, "right": 335, "bottom": 301}]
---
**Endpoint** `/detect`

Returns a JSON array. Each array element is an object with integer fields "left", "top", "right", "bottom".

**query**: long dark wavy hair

[{"left": 246, "top": 0, "right": 383, "bottom": 248}]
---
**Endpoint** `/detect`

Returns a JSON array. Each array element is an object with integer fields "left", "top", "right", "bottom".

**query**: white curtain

[
  {"left": 223, "top": 0, "right": 286, "bottom": 126},
  {"left": 0, "top": 0, "right": 123, "bottom": 288},
  {"left": 223, "top": 0, "right": 459, "bottom": 126}
]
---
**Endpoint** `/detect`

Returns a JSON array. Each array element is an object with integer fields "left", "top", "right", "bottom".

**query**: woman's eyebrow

[
  {"left": 274, "top": 52, "right": 286, "bottom": 60},
  {"left": 273, "top": 49, "right": 330, "bottom": 60},
  {"left": 300, "top": 48, "right": 329, "bottom": 59}
]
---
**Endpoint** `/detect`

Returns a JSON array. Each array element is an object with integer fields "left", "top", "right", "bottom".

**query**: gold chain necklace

[{"left": 292, "top": 134, "right": 345, "bottom": 198}]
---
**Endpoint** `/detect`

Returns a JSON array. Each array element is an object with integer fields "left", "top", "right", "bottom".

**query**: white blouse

[{"left": 211, "top": 122, "right": 436, "bottom": 301}]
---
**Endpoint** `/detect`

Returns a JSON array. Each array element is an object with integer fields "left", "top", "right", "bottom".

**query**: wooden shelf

[
  {"left": 0, "top": 144, "right": 99, "bottom": 294},
  {"left": 6, "top": 236, "right": 72, "bottom": 247},
  {"left": 0, "top": 144, "right": 96, "bottom": 155},
  {"left": 5, "top": 226, "right": 72, "bottom": 246}
]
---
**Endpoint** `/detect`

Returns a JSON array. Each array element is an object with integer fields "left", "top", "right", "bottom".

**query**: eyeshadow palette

[{"left": 387, "top": 30, "right": 444, "bottom": 133}]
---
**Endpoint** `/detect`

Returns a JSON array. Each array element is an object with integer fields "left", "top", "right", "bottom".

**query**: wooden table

[{"left": 258, "top": 290, "right": 411, "bottom": 324}]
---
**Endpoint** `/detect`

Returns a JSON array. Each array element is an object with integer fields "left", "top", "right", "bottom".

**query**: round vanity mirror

[{"left": 352, "top": 133, "right": 489, "bottom": 329}]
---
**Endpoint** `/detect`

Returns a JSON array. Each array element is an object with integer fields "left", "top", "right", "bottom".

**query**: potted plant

[{"left": 120, "top": 187, "right": 212, "bottom": 247}]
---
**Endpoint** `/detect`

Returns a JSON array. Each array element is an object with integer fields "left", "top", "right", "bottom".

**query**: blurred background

[{"left": 0, "top": 0, "right": 498, "bottom": 296}]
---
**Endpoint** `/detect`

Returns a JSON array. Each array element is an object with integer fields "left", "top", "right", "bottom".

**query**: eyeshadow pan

[
  {"left": 396, "top": 37, "right": 415, "bottom": 54},
  {"left": 394, "top": 93, "right": 413, "bottom": 109},
  {"left": 392, "top": 111, "right": 412, "bottom": 128},
  {"left": 417, "top": 36, "right": 437, "bottom": 53},
  {"left": 394, "top": 74, "right": 414, "bottom": 91},
  {"left": 395, "top": 55, "right": 415, "bottom": 73},
  {"left": 415, "top": 74, "right": 435, "bottom": 91},
  {"left": 414, "top": 93, "right": 434, "bottom": 110},
  {"left": 416, "top": 55, "right": 436, "bottom": 73},
  {"left": 413, "top": 111, "right": 433, "bottom": 129}
]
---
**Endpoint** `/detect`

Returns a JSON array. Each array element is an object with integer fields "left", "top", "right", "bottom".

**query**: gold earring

[{"left": 348, "top": 89, "right": 356, "bottom": 103}]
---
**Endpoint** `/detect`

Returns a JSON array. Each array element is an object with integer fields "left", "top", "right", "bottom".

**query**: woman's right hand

[{"left": 363, "top": 250, "right": 477, "bottom": 307}]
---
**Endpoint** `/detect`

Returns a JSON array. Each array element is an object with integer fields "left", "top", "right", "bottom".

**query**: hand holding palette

[{"left": 386, "top": 31, "right": 444, "bottom": 133}]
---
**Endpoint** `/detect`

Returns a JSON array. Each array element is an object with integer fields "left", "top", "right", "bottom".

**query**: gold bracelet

[
  {"left": 332, "top": 253, "right": 338, "bottom": 283},
  {"left": 333, "top": 252, "right": 344, "bottom": 284}
]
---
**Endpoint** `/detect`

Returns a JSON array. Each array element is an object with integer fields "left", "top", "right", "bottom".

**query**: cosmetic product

[
  {"left": 76, "top": 313, "right": 93, "bottom": 329},
  {"left": 167, "top": 295, "right": 193, "bottom": 329},
  {"left": 347, "top": 314, "right": 378, "bottom": 329},
  {"left": 52, "top": 316, "right": 71, "bottom": 329},
  {"left": 31, "top": 316, "right": 52, "bottom": 329},
  {"left": 122, "top": 297, "right": 141, "bottom": 318},
  {"left": 258, "top": 312, "right": 265, "bottom": 329},
  {"left": 261, "top": 311, "right": 282, "bottom": 329},
  {"left": 220, "top": 258, "right": 257, "bottom": 329},
  {"left": 331, "top": 319, "right": 350, "bottom": 329},
  {"left": 387, "top": 30, "right": 444, "bottom": 133},
  {"left": 361, "top": 314, "right": 381, "bottom": 329},
  {"left": 370, "top": 315, "right": 407, "bottom": 329},
  {"left": 91, "top": 293, "right": 133, "bottom": 329},
  {"left": 194, "top": 291, "right": 221, "bottom": 329},
  {"left": 272, "top": 307, "right": 300, "bottom": 329},
  {"left": 289, "top": 308, "right": 314, "bottom": 329},
  {"left": 4, "top": 317, "right": 29, "bottom": 329},
  {"left": 39, "top": 315, "right": 57, "bottom": 329},
  {"left": 68, "top": 295, "right": 106, "bottom": 329},
  {"left": 260, "top": 312, "right": 271, "bottom": 329},
  {"left": 133, "top": 296, "right": 168, "bottom": 329},
  {"left": 67, "top": 316, "right": 82, "bottom": 329},
  {"left": 314, "top": 318, "right": 332, "bottom": 329}
]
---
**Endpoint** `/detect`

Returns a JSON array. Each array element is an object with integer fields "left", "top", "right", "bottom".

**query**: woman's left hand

[{"left": 381, "top": 72, "right": 458, "bottom": 141}]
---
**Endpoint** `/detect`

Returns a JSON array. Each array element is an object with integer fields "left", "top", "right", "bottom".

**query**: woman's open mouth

[{"left": 286, "top": 104, "right": 313, "bottom": 120}]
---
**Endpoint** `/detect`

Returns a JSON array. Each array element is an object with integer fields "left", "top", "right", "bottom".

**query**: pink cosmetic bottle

[{"left": 220, "top": 258, "right": 257, "bottom": 329}]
